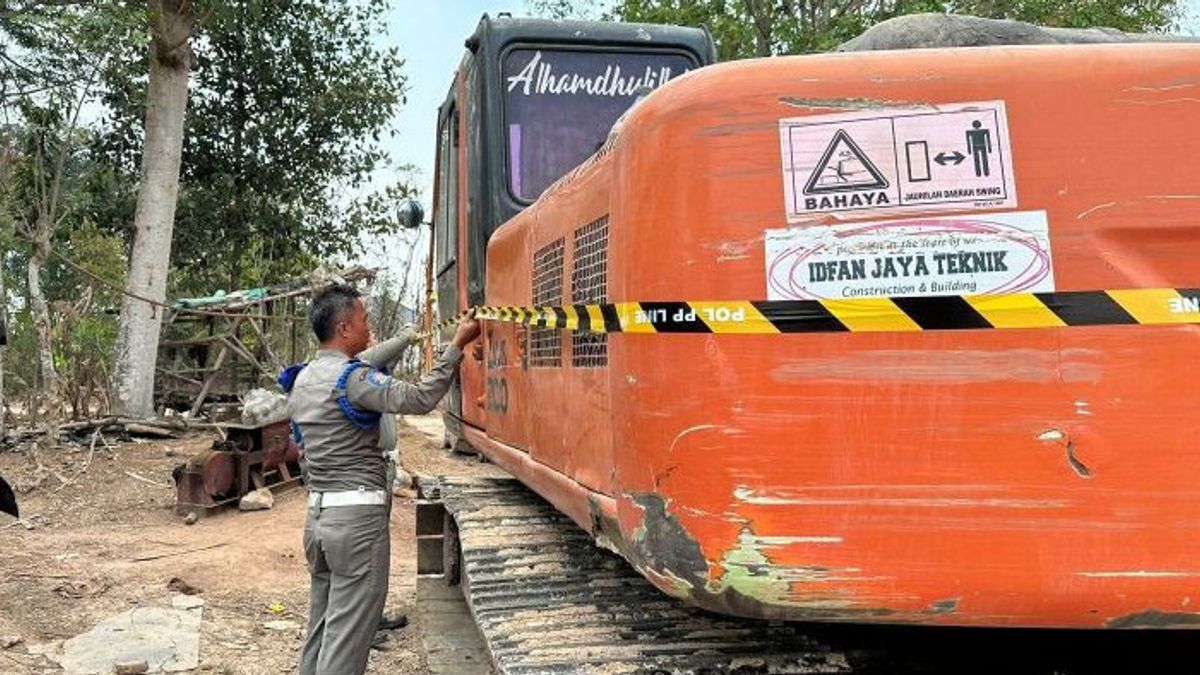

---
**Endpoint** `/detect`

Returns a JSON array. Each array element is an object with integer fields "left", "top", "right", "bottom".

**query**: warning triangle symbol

[{"left": 803, "top": 129, "right": 890, "bottom": 195}]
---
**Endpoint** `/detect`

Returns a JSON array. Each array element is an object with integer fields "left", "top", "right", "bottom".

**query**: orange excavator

[{"left": 408, "top": 12, "right": 1200, "bottom": 673}]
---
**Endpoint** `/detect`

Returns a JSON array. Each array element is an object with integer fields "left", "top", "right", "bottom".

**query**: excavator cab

[{"left": 428, "top": 14, "right": 715, "bottom": 447}]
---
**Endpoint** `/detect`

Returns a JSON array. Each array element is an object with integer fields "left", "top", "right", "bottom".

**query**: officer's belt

[{"left": 308, "top": 489, "right": 388, "bottom": 508}]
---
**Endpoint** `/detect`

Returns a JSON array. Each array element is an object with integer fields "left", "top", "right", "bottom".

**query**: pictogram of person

[{"left": 966, "top": 120, "right": 992, "bottom": 177}]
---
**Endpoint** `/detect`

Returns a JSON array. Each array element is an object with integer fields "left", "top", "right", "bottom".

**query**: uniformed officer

[{"left": 285, "top": 284, "right": 478, "bottom": 675}]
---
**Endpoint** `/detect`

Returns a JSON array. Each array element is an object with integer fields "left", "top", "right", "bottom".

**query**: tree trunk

[
  {"left": 743, "top": 0, "right": 774, "bottom": 56},
  {"left": 112, "top": 1, "right": 195, "bottom": 418},
  {"left": 27, "top": 231, "right": 58, "bottom": 432}
]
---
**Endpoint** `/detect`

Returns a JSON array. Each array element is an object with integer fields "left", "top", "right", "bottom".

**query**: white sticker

[
  {"left": 764, "top": 211, "right": 1054, "bottom": 301},
  {"left": 779, "top": 101, "right": 1016, "bottom": 220}
]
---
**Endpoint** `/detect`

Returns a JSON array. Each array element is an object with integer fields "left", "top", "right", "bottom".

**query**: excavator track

[
  {"left": 417, "top": 475, "right": 851, "bottom": 675},
  {"left": 415, "top": 475, "right": 1200, "bottom": 674}
]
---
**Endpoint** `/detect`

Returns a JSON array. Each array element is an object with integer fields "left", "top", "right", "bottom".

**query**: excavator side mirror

[{"left": 397, "top": 199, "right": 426, "bottom": 230}]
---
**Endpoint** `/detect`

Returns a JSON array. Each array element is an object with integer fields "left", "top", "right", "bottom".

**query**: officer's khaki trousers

[{"left": 300, "top": 503, "right": 390, "bottom": 675}]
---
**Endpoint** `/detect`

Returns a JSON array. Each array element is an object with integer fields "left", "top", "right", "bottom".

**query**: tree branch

[
  {"left": 0, "top": 84, "right": 58, "bottom": 102},
  {"left": 0, "top": 51, "right": 42, "bottom": 78},
  {"left": 33, "top": 131, "right": 48, "bottom": 235},
  {"left": 149, "top": 0, "right": 198, "bottom": 58},
  {"left": 832, "top": 0, "right": 863, "bottom": 21},
  {"left": 47, "top": 53, "right": 105, "bottom": 224},
  {"left": 742, "top": 0, "right": 775, "bottom": 56}
]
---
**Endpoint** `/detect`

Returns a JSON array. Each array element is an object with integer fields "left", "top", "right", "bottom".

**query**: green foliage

[
  {"left": 4, "top": 293, "right": 116, "bottom": 419},
  {"left": 946, "top": 0, "right": 1181, "bottom": 32},
  {"left": 52, "top": 223, "right": 124, "bottom": 416},
  {"left": 2, "top": 1, "right": 137, "bottom": 417},
  {"left": 97, "top": 0, "right": 408, "bottom": 295},
  {"left": 529, "top": 0, "right": 1184, "bottom": 58},
  {"left": 3, "top": 309, "right": 39, "bottom": 407},
  {"left": 3, "top": 1, "right": 415, "bottom": 416},
  {"left": 1, "top": 1, "right": 138, "bottom": 98},
  {"left": 8, "top": 101, "right": 94, "bottom": 230},
  {"left": 1, "top": 130, "right": 127, "bottom": 415},
  {"left": 49, "top": 220, "right": 127, "bottom": 307},
  {"left": 525, "top": 0, "right": 603, "bottom": 20},
  {"left": 0, "top": 217, "right": 125, "bottom": 417}
]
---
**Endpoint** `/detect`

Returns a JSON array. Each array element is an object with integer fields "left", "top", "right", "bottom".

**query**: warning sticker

[
  {"left": 764, "top": 211, "right": 1054, "bottom": 301},
  {"left": 779, "top": 101, "right": 1016, "bottom": 220}
]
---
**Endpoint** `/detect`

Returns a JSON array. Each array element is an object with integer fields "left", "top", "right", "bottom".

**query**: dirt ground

[{"left": 0, "top": 413, "right": 501, "bottom": 674}]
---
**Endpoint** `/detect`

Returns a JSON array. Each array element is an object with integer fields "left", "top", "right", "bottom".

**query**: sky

[
  {"left": 357, "top": 2, "right": 524, "bottom": 296},
  {"left": 383, "top": 1, "right": 525, "bottom": 199}
]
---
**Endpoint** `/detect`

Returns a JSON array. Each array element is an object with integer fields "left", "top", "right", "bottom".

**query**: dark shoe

[
  {"left": 378, "top": 613, "right": 408, "bottom": 631},
  {"left": 370, "top": 632, "right": 391, "bottom": 651}
]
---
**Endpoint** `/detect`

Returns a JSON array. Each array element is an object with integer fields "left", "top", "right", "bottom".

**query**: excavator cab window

[
  {"left": 502, "top": 47, "right": 698, "bottom": 202},
  {"left": 428, "top": 16, "right": 716, "bottom": 443},
  {"left": 434, "top": 99, "right": 460, "bottom": 327}
]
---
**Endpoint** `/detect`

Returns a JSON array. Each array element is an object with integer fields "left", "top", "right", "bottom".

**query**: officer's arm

[
  {"left": 357, "top": 330, "right": 418, "bottom": 372},
  {"left": 345, "top": 345, "right": 464, "bottom": 414}
]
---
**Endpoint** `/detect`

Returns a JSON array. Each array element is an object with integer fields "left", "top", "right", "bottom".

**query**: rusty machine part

[{"left": 173, "top": 419, "right": 302, "bottom": 518}]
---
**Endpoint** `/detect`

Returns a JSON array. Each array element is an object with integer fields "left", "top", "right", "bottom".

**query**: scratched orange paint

[{"left": 468, "top": 44, "right": 1200, "bottom": 627}]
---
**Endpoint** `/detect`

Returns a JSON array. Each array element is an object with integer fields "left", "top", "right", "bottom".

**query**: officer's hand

[
  {"left": 452, "top": 312, "right": 481, "bottom": 349},
  {"left": 397, "top": 326, "right": 420, "bottom": 348}
]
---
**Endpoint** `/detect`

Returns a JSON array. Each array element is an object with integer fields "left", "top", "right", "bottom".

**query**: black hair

[{"left": 309, "top": 284, "right": 361, "bottom": 342}]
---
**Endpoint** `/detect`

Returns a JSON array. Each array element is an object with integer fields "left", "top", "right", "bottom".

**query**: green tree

[
  {"left": 1, "top": 1, "right": 133, "bottom": 429},
  {"left": 98, "top": 0, "right": 407, "bottom": 296},
  {"left": 950, "top": 0, "right": 1182, "bottom": 32},
  {"left": 528, "top": 0, "right": 1183, "bottom": 58}
]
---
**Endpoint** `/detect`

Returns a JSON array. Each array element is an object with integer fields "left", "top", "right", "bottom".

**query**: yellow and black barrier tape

[{"left": 425, "top": 288, "right": 1200, "bottom": 335}]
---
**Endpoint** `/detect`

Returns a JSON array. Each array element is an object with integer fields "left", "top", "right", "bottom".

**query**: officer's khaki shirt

[
  {"left": 358, "top": 332, "right": 417, "bottom": 454},
  {"left": 287, "top": 344, "right": 463, "bottom": 493}
]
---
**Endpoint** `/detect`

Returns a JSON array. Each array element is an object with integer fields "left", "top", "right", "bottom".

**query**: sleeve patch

[{"left": 365, "top": 370, "right": 392, "bottom": 389}]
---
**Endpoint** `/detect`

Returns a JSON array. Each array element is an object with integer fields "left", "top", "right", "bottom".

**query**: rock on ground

[
  {"left": 58, "top": 606, "right": 202, "bottom": 674},
  {"left": 239, "top": 487, "right": 275, "bottom": 511}
]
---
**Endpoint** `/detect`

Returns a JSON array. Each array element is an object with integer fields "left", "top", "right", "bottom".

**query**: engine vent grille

[
  {"left": 530, "top": 238, "right": 565, "bottom": 367},
  {"left": 571, "top": 216, "right": 608, "bottom": 367}
]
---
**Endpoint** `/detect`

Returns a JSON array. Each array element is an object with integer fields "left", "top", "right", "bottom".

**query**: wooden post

[
  {"left": 247, "top": 315, "right": 280, "bottom": 371},
  {"left": 221, "top": 335, "right": 263, "bottom": 373},
  {"left": 289, "top": 297, "right": 299, "bottom": 364},
  {"left": 189, "top": 344, "right": 228, "bottom": 418}
]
